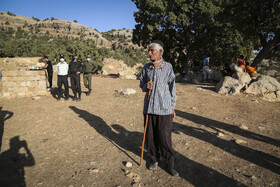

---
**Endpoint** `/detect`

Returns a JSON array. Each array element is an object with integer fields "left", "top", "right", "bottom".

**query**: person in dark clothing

[
  {"left": 42, "top": 56, "right": 53, "bottom": 90},
  {"left": 68, "top": 53, "right": 85, "bottom": 102}
]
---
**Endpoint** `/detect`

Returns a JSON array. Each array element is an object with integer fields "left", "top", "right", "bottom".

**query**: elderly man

[{"left": 140, "top": 40, "right": 178, "bottom": 176}]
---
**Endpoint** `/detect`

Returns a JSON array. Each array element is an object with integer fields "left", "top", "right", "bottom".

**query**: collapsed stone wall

[{"left": 0, "top": 70, "right": 49, "bottom": 99}]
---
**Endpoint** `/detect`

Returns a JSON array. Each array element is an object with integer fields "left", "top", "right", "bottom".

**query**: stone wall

[{"left": 0, "top": 70, "right": 49, "bottom": 99}]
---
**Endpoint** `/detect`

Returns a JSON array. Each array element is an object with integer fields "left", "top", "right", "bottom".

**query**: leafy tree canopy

[{"left": 132, "top": 0, "right": 280, "bottom": 73}]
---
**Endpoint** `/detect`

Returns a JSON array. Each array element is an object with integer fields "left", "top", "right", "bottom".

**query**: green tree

[
  {"left": 230, "top": 0, "right": 280, "bottom": 67},
  {"left": 132, "top": 0, "right": 280, "bottom": 72}
]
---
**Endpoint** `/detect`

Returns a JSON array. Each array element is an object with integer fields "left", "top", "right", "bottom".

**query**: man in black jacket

[
  {"left": 42, "top": 56, "right": 53, "bottom": 90},
  {"left": 68, "top": 53, "right": 85, "bottom": 101}
]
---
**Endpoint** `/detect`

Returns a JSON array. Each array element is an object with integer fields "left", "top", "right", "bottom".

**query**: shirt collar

[{"left": 149, "top": 60, "right": 165, "bottom": 69}]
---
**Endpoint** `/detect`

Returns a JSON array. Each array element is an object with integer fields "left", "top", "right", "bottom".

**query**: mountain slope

[{"left": 0, "top": 11, "right": 111, "bottom": 47}]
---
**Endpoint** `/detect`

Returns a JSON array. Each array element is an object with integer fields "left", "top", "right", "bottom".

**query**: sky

[{"left": 0, "top": 0, "right": 138, "bottom": 32}]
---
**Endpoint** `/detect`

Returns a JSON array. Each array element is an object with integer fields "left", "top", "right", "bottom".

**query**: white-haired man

[{"left": 140, "top": 40, "right": 178, "bottom": 176}]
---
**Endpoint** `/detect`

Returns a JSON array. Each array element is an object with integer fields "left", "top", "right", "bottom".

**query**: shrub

[{"left": 7, "top": 11, "right": 16, "bottom": 16}]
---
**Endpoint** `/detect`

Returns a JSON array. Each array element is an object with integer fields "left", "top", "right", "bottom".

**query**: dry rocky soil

[{"left": 1, "top": 76, "right": 279, "bottom": 187}]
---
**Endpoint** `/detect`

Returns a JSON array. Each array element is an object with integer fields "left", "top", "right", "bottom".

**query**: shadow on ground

[
  {"left": 0, "top": 136, "right": 35, "bottom": 187},
  {"left": 69, "top": 106, "right": 244, "bottom": 186},
  {"left": 175, "top": 110, "right": 280, "bottom": 174}
]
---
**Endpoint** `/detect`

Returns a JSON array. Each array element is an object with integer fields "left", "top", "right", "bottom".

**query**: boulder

[
  {"left": 122, "top": 88, "right": 136, "bottom": 95},
  {"left": 192, "top": 73, "right": 204, "bottom": 83},
  {"left": 212, "top": 69, "right": 223, "bottom": 82},
  {"left": 232, "top": 72, "right": 252, "bottom": 85},
  {"left": 216, "top": 76, "right": 246, "bottom": 95},
  {"left": 245, "top": 75, "right": 280, "bottom": 96},
  {"left": 180, "top": 74, "right": 193, "bottom": 83},
  {"left": 116, "top": 88, "right": 136, "bottom": 95},
  {"left": 120, "top": 74, "right": 137, "bottom": 80}
]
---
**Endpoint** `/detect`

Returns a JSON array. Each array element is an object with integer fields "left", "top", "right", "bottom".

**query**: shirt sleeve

[
  {"left": 92, "top": 62, "right": 98, "bottom": 73},
  {"left": 168, "top": 67, "right": 176, "bottom": 110},
  {"left": 66, "top": 64, "right": 69, "bottom": 74},
  {"left": 68, "top": 63, "right": 71, "bottom": 76},
  {"left": 80, "top": 62, "right": 85, "bottom": 73},
  {"left": 140, "top": 66, "right": 148, "bottom": 92}
]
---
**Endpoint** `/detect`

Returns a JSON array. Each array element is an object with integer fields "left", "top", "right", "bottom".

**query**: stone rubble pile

[{"left": 216, "top": 72, "right": 280, "bottom": 101}]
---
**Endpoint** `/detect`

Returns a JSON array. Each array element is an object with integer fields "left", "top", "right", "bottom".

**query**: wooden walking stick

[{"left": 140, "top": 81, "right": 152, "bottom": 166}]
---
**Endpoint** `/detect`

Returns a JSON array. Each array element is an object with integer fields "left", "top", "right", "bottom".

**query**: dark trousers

[
  {"left": 70, "top": 74, "right": 81, "bottom": 95},
  {"left": 57, "top": 75, "right": 69, "bottom": 98},
  {"left": 47, "top": 71, "right": 53, "bottom": 88},
  {"left": 144, "top": 114, "right": 175, "bottom": 169}
]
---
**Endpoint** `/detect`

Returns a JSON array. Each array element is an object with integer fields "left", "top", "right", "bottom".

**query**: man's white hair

[{"left": 148, "top": 43, "right": 164, "bottom": 56}]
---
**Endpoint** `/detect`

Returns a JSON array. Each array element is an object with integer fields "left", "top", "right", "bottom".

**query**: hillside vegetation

[{"left": 0, "top": 11, "right": 147, "bottom": 68}]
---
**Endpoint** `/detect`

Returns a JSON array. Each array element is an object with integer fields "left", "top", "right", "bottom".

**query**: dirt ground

[{"left": 0, "top": 76, "right": 279, "bottom": 187}]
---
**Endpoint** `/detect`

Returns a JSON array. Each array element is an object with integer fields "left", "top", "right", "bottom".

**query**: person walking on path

[
  {"left": 56, "top": 55, "right": 69, "bottom": 101},
  {"left": 42, "top": 56, "right": 53, "bottom": 90},
  {"left": 203, "top": 55, "right": 212, "bottom": 82},
  {"left": 83, "top": 56, "right": 97, "bottom": 96},
  {"left": 69, "top": 53, "right": 85, "bottom": 101},
  {"left": 139, "top": 40, "right": 178, "bottom": 176}
]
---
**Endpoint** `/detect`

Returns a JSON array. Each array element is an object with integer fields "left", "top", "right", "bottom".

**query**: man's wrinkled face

[{"left": 148, "top": 46, "right": 162, "bottom": 61}]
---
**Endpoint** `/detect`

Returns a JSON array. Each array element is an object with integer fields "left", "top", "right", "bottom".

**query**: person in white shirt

[{"left": 56, "top": 55, "right": 69, "bottom": 101}]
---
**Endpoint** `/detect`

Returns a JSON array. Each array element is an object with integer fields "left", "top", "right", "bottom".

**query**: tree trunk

[
  {"left": 181, "top": 52, "right": 192, "bottom": 75},
  {"left": 251, "top": 33, "right": 280, "bottom": 68}
]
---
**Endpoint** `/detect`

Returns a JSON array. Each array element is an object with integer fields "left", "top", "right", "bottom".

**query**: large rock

[
  {"left": 245, "top": 75, "right": 280, "bottom": 98},
  {"left": 192, "top": 73, "right": 204, "bottom": 83},
  {"left": 116, "top": 88, "right": 137, "bottom": 95},
  {"left": 120, "top": 74, "right": 137, "bottom": 80},
  {"left": 216, "top": 76, "right": 246, "bottom": 95},
  {"left": 212, "top": 69, "right": 223, "bottom": 82},
  {"left": 102, "top": 58, "right": 140, "bottom": 79},
  {"left": 232, "top": 72, "right": 252, "bottom": 85}
]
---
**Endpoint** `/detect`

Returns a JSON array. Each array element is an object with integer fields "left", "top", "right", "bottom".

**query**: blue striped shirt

[{"left": 140, "top": 61, "right": 176, "bottom": 115}]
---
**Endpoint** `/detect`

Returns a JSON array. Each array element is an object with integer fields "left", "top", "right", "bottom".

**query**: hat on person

[
  {"left": 43, "top": 56, "right": 48, "bottom": 59},
  {"left": 72, "top": 53, "right": 78, "bottom": 56},
  {"left": 59, "top": 55, "right": 64, "bottom": 58},
  {"left": 151, "top": 40, "right": 164, "bottom": 48}
]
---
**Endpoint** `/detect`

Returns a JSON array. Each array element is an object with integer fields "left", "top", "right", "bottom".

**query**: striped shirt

[{"left": 140, "top": 61, "right": 176, "bottom": 115}]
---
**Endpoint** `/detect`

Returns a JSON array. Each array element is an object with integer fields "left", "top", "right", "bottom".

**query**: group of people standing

[
  {"left": 42, "top": 53, "right": 97, "bottom": 101},
  {"left": 40, "top": 41, "right": 181, "bottom": 177}
]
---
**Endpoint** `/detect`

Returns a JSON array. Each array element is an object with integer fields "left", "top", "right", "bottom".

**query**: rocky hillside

[
  {"left": 0, "top": 11, "right": 111, "bottom": 47},
  {"left": 102, "top": 29, "right": 141, "bottom": 51}
]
